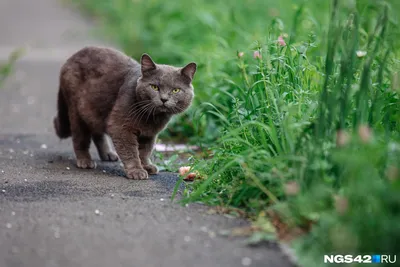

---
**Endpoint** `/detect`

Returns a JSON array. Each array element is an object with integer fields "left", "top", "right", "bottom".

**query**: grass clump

[
  {"left": 73, "top": 0, "right": 400, "bottom": 265},
  {"left": 0, "top": 49, "right": 23, "bottom": 88}
]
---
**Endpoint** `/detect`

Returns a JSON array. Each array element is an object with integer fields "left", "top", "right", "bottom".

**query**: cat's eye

[
  {"left": 151, "top": 84, "right": 159, "bottom": 91},
  {"left": 172, "top": 88, "right": 180, "bottom": 93}
]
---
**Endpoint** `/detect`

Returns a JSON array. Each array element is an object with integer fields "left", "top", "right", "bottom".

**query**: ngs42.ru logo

[{"left": 324, "top": 255, "right": 397, "bottom": 264}]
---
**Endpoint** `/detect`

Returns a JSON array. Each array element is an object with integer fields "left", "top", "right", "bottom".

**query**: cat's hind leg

[
  {"left": 92, "top": 134, "right": 119, "bottom": 162},
  {"left": 69, "top": 111, "right": 95, "bottom": 169}
]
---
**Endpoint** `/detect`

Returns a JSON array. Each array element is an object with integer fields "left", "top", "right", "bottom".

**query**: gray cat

[{"left": 54, "top": 46, "right": 196, "bottom": 179}]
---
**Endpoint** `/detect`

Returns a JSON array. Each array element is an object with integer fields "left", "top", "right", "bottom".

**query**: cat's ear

[
  {"left": 181, "top": 62, "right": 197, "bottom": 82},
  {"left": 140, "top": 54, "right": 157, "bottom": 73}
]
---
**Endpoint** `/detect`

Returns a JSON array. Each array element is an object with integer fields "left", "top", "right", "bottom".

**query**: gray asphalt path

[{"left": 0, "top": 1, "right": 295, "bottom": 267}]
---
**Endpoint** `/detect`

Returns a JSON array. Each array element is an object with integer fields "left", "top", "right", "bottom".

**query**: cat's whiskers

[
  {"left": 171, "top": 106, "right": 184, "bottom": 114},
  {"left": 131, "top": 103, "right": 154, "bottom": 125},
  {"left": 145, "top": 105, "right": 156, "bottom": 122},
  {"left": 127, "top": 102, "right": 153, "bottom": 119},
  {"left": 130, "top": 103, "right": 153, "bottom": 125},
  {"left": 127, "top": 100, "right": 153, "bottom": 117},
  {"left": 136, "top": 104, "right": 155, "bottom": 125}
]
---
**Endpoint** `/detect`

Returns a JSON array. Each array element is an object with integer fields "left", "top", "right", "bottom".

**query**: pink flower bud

[
  {"left": 253, "top": 50, "right": 262, "bottom": 59},
  {"left": 334, "top": 195, "right": 348, "bottom": 215},
  {"left": 284, "top": 181, "right": 300, "bottom": 196},
  {"left": 278, "top": 35, "right": 286, "bottom": 46},
  {"left": 238, "top": 52, "right": 244, "bottom": 58},
  {"left": 336, "top": 130, "right": 350, "bottom": 147},
  {"left": 358, "top": 125, "right": 372, "bottom": 143},
  {"left": 386, "top": 165, "right": 398, "bottom": 181}
]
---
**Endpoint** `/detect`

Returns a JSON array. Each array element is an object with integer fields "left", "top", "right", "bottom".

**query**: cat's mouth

[{"left": 156, "top": 105, "right": 170, "bottom": 113}]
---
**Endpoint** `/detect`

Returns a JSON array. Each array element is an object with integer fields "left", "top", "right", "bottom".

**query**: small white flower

[{"left": 356, "top": 50, "right": 367, "bottom": 58}]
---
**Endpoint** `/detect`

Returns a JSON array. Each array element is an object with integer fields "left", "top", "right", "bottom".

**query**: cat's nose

[{"left": 161, "top": 98, "right": 168, "bottom": 103}]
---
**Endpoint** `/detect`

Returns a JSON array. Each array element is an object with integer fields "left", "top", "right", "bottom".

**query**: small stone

[
  {"left": 11, "top": 212, "right": 15, "bottom": 216},
  {"left": 40, "top": 144, "right": 48, "bottom": 149},
  {"left": 16, "top": 139, "right": 20, "bottom": 144},
  {"left": 6, "top": 223, "right": 12, "bottom": 229},
  {"left": 200, "top": 226, "right": 208, "bottom": 233},
  {"left": 184, "top": 236, "right": 191, "bottom": 242},
  {"left": 185, "top": 204, "right": 189, "bottom": 208},
  {"left": 95, "top": 209, "right": 100, "bottom": 215},
  {"left": 9, "top": 149, "right": 14, "bottom": 153},
  {"left": 186, "top": 216, "right": 192, "bottom": 222},
  {"left": 241, "top": 257, "right": 252, "bottom": 266},
  {"left": 27, "top": 96, "right": 36, "bottom": 105},
  {"left": 1, "top": 189, "right": 5, "bottom": 193},
  {"left": 11, "top": 246, "right": 19, "bottom": 254},
  {"left": 110, "top": 194, "right": 115, "bottom": 198},
  {"left": 208, "top": 231, "right": 216, "bottom": 238},
  {"left": 160, "top": 198, "right": 165, "bottom": 202},
  {"left": 30, "top": 154, "right": 34, "bottom": 157},
  {"left": 1, "top": 170, "right": 4, "bottom": 173},
  {"left": 102, "top": 170, "right": 106, "bottom": 173},
  {"left": 23, "top": 150, "right": 29, "bottom": 155},
  {"left": 66, "top": 167, "right": 70, "bottom": 170}
]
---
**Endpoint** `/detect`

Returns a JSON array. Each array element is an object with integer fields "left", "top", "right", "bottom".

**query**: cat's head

[{"left": 136, "top": 54, "right": 197, "bottom": 115}]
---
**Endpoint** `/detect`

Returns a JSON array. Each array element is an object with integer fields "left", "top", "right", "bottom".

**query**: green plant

[{"left": 0, "top": 49, "right": 23, "bottom": 87}]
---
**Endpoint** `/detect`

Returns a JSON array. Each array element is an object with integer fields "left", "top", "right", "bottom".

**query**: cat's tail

[{"left": 53, "top": 87, "right": 71, "bottom": 139}]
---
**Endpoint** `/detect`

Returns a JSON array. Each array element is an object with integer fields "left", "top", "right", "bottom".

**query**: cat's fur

[{"left": 54, "top": 46, "right": 196, "bottom": 179}]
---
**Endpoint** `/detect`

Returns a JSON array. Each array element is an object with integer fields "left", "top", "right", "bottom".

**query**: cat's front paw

[
  {"left": 125, "top": 168, "right": 148, "bottom": 180},
  {"left": 100, "top": 151, "right": 119, "bottom": 162},
  {"left": 143, "top": 164, "right": 159, "bottom": 175},
  {"left": 76, "top": 159, "right": 96, "bottom": 169}
]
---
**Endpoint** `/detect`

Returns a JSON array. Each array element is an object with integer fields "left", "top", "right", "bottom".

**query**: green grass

[
  {"left": 72, "top": 0, "right": 400, "bottom": 266},
  {"left": 0, "top": 48, "right": 23, "bottom": 88}
]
